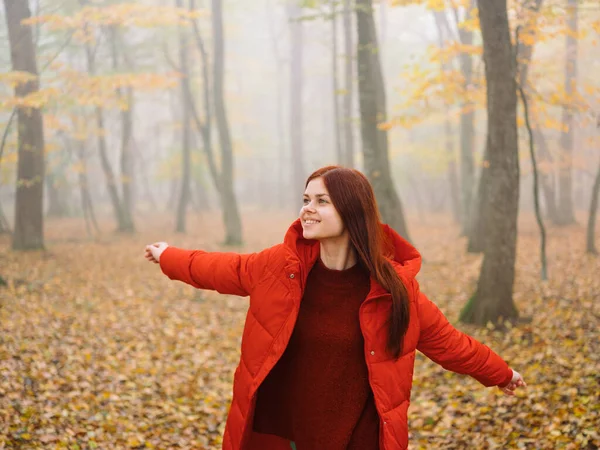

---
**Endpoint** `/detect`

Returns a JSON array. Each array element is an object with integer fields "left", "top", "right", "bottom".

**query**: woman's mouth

[{"left": 304, "top": 219, "right": 321, "bottom": 225}]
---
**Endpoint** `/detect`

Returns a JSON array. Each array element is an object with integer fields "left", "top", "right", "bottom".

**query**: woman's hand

[
  {"left": 499, "top": 369, "right": 526, "bottom": 396},
  {"left": 145, "top": 242, "right": 169, "bottom": 264}
]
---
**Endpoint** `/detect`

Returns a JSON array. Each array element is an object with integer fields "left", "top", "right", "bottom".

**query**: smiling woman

[
  {"left": 300, "top": 177, "right": 353, "bottom": 269},
  {"left": 144, "top": 165, "right": 525, "bottom": 450}
]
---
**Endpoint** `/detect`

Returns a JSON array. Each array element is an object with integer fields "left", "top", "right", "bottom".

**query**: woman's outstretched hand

[
  {"left": 145, "top": 242, "right": 169, "bottom": 264},
  {"left": 499, "top": 369, "right": 526, "bottom": 396}
]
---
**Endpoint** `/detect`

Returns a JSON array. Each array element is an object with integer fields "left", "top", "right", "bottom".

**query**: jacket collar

[{"left": 282, "top": 218, "right": 422, "bottom": 295}]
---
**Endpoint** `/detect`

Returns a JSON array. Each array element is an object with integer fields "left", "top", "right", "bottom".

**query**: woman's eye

[
  {"left": 303, "top": 199, "right": 309, "bottom": 204},
  {"left": 319, "top": 199, "right": 327, "bottom": 204}
]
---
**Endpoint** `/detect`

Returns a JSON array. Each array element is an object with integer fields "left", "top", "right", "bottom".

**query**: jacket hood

[{"left": 283, "top": 218, "right": 422, "bottom": 282}]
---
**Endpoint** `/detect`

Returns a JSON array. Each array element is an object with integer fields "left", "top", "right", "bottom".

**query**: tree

[
  {"left": 586, "top": 116, "right": 600, "bottom": 255},
  {"left": 288, "top": 2, "right": 305, "bottom": 206},
  {"left": 460, "top": 0, "right": 519, "bottom": 325},
  {"left": 556, "top": 0, "right": 578, "bottom": 225},
  {"left": 468, "top": 0, "right": 544, "bottom": 253},
  {"left": 175, "top": 0, "right": 192, "bottom": 233},
  {"left": 110, "top": 26, "right": 136, "bottom": 232},
  {"left": 454, "top": 0, "right": 477, "bottom": 236},
  {"left": 28, "top": 2, "right": 183, "bottom": 233},
  {"left": 211, "top": 0, "right": 243, "bottom": 245},
  {"left": 0, "top": 110, "right": 15, "bottom": 234},
  {"left": 78, "top": 0, "right": 135, "bottom": 233},
  {"left": 433, "top": 10, "right": 460, "bottom": 224},
  {"left": 331, "top": 0, "right": 342, "bottom": 164},
  {"left": 342, "top": 0, "right": 355, "bottom": 168},
  {"left": 4, "top": 0, "right": 45, "bottom": 250},
  {"left": 356, "top": 0, "right": 410, "bottom": 240},
  {"left": 265, "top": 0, "right": 288, "bottom": 206},
  {"left": 516, "top": 0, "right": 548, "bottom": 280}
]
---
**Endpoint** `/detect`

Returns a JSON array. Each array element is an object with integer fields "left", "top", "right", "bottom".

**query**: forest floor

[{"left": 1, "top": 210, "right": 599, "bottom": 449}]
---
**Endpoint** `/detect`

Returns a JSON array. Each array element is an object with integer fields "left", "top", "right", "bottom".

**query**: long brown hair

[{"left": 305, "top": 165, "right": 410, "bottom": 359}]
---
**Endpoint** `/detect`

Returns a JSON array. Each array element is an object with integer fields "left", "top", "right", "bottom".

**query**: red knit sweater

[{"left": 252, "top": 257, "right": 379, "bottom": 449}]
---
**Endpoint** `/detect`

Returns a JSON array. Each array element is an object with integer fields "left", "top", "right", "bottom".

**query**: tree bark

[
  {"left": 533, "top": 127, "right": 559, "bottom": 221},
  {"left": 460, "top": 0, "right": 519, "bottom": 325},
  {"left": 518, "top": 77, "right": 547, "bottom": 279},
  {"left": 0, "top": 200, "right": 10, "bottom": 234},
  {"left": 46, "top": 170, "right": 70, "bottom": 218},
  {"left": 265, "top": 0, "right": 287, "bottom": 207},
  {"left": 175, "top": 0, "right": 191, "bottom": 233},
  {"left": 556, "top": 0, "right": 578, "bottom": 225},
  {"left": 4, "top": 0, "right": 45, "bottom": 250},
  {"left": 468, "top": 0, "right": 545, "bottom": 253},
  {"left": 110, "top": 26, "right": 135, "bottom": 232},
  {"left": 120, "top": 86, "right": 135, "bottom": 230},
  {"left": 433, "top": 11, "right": 460, "bottom": 223},
  {"left": 74, "top": 139, "right": 99, "bottom": 237},
  {"left": 212, "top": 0, "right": 243, "bottom": 245},
  {"left": 331, "top": 1, "right": 343, "bottom": 164},
  {"left": 455, "top": 1, "right": 476, "bottom": 236},
  {"left": 79, "top": 0, "right": 128, "bottom": 232},
  {"left": 342, "top": 0, "right": 355, "bottom": 168},
  {"left": 288, "top": 2, "right": 305, "bottom": 206},
  {"left": 190, "top": 0, "right": 220, "bottom": 201},
  {"left": 467, "top": 145, "right": 489, "bottom": 253},
  {"left": 587, "top": 119, "right": 600, "bottom": 254},
  {"left": 356, "top": 0, "right": 410, "bottom": 241},
  {"left": 517, "top": 0, "right": 547, "bottom": 279}
]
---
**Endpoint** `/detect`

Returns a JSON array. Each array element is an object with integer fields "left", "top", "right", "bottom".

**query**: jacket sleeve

[
  {"left": 158, "top": 245, "right": 273, "bottom": 297},
  {"left": 416, "top": 290, "right": 513, "bottom": 388}
]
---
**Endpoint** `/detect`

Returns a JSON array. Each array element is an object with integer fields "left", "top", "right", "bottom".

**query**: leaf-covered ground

[{"left": 1, "top": 211, "right": 599, "bottom": 449}]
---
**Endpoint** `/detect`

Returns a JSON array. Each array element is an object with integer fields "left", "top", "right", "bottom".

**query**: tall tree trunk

[
  {"left": 265, "top": 0, "right": 287, "bottom": 207},
  {"left": 456, "top": 1, "right": 476, "bottom": 236},
  {"left": 534, "top": 126, "right": 559, "bottom": 221},
  {"left": 120, "top": 87, "right": 135, "bottom": 228},
  {"left": 133, "top": 137, "right": 157, "bottom": 210},
  {"left": 379, "top": 0, "right": 386, "bottom": 60},
  {"left": 587, "top": 119, "right": 600, "bottom": 254},
  {"left": 517, "top": 0, "right": 547, "bottom": 280},
  {"left": 356, "top": 0, "right": 410, "bottom": 241},
  {"left": 342, "top": 0, "right": 355, "bottom": 168},
  {"left": 75, "top": 140, "right": 99, "bottom": 237},
  {"left": 0, "top": 111, "right": 15, "bottom": 235},
  {"left": 110, "top": 26, "right": 135, "bottom": 232},
  {"left": 469, "top": 0, "right": 545, "bottom": 253},
  {"left": 190, "top": 0, "right": 220, "bottom": 204},
  {"left": 518, "top": 76, "right": 548, "bottom": 280},
  {"left": 460, "top": 0, "right": 519, "bottom": 325},
  {"left": 467, "top": 146, "right": 489, "bottom": 253},
  {"left": 556, "top": 0, "right": 578, "bottom": 225},
  {"left": 46, "top": 170, "right": 70, "bottom": 218},
  {"left": 212, "top": 0, "right": 243, "bottom": 245},
  {"left": 46, "top": 141, "right": 72, "bottom": 218},
  {"left": 331, "top": 1, "right": 343, "bottom": 164},
  {"left": 0, "top": 200, "right": 10, "bottom": 234},
  {"left": 433, "top": 11, "right": 460, "bottom": 223},
  {"left": 289, "top": 2, "right": 305, "bottom": 206},
  {"left": 4, "top": 0, "right": 45, "bottom": 250},
  {"left": 94, "top": 106, "right": 126, "bottom": 229},
  {"left": 79, "top": 0, "right": 127, "bottom": 232},
  {"left": 175, "top": 0, "right": 191, "bottom": 233}
]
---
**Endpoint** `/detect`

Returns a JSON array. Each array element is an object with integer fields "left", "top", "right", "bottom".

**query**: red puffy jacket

[{"left": 160, "top": 219, "right": 513, "bottom": 450}]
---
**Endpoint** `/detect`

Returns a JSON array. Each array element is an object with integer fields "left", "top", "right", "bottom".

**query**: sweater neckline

[{"left": 310, "top": 256, "right": 369, "bottom": 289}]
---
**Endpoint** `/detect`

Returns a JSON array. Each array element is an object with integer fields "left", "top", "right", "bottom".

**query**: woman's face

[{"left": 300, "top": 177, "right": 346, "bottom": 241}]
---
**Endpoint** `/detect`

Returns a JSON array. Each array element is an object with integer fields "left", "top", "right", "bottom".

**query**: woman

[{"left": 145, "top": 166, "right": 526, "bottom": 450}]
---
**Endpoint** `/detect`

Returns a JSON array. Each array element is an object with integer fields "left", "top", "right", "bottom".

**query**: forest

[{"left": 0, "top": 0, "right": 599, "bottom": 448}]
